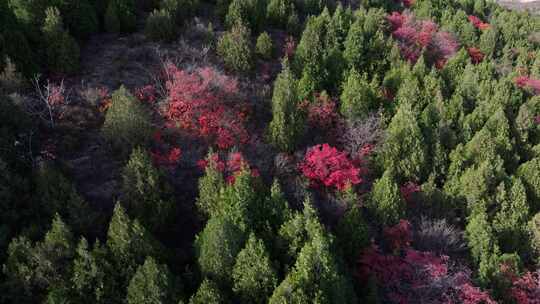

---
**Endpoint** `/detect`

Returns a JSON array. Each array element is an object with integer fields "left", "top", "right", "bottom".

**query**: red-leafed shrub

[
  {"left": 468, "top": 15, "right": 490, "bottom": 31},
  {"left": 515, "top": 75, "right": 540, "bottom": 95},
  {"left": 165, "top": 64, "right": 250, "bottom": 150},
  {"left": 384, "top": 219, "right": 412, "bottom": 252},
  {"left": 299, "top": 93, "right": 338, "bottom": 130},
  {"left": 387, "top": 12, "right": 459, "bottom": 67},
  {"left": 510, "top": 270, "right": 540, "bottom": 304},
  {"left": 135, "top": 85, "right": 158, "bottom": 104},
  {"left": 299, "top": 144, "right": 362, "bottom": 191},
  {"left": 151, "top": 147, "right": 181, "bottom": 168},
  {"left": 468, "top": 47, "right": 485, "bottom": 64},
  {"left": 400, "top": 181, "right": 421, "bottom": 204},
  {"left": 358, "top": 245, "right": 496, "bottom": 303}
]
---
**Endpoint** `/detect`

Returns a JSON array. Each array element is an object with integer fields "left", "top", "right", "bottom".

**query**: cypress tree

[
  {"left": 189, "top": 279, "right": 224, "bottom": 304},
  {"left": 368, "top": 169, "right": 406, "bottom": 226},
  {"left": 127, "top": 257, "right": 174, "bottom": 304}
]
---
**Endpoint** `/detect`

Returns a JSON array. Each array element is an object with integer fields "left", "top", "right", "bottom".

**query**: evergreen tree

[
  {"left": 232, "top": 234, "right": 277, "bottom": 303},
  {"left": 492, "top": 177, "right": 530, "bottom": 255},
  {"left": 72, "top": 238, "right": 112, "bottom": 304},
  {"left": 268, "top": 60, "right": 304, "bottom": 152},
  {"left": 127, "top": 256, "right": 174, "bottom": 304},
  {"left": 194, "top": 216, "right": 245, "bottom": 285},
  {"left": 196, "top": 153, "right": 226, "bottom": 219},
  {"left": 217, "top": 21, "right": 253, "bottom": 73},
  {"left": 122, "top": 147, "right": 175, "bottom": 233},
  {"left": 381, "top": 102, "right": 427, "bottom": 181},
  {"left": 102, "top": 86, "right": 153, "bottom": 158},
  {"left": 106, "top": 203, "right": 161, "bottom": 285},
  {"left": 335, "top": 205, "right": 369, "bottom": 265},
  {"left": 368, "top": 169, "right": 406, "bottom": 226},
  {"left": 42, "top": 7, "right": 80, "bottom": 74},
  {"left": 189, "top": 279, "right": 224, "bottom": 304},
  {"left": 340, "top": 69, "right": 380, "bottom": 120},
  {"left": 266, "top": 0, "right": 292, "bottom": 28},
  {"left": 64, "top": 0, "right": 99, "bottom": 39},
  {"left": 516, "top": 157, "right": 540, "bottom": 212}
]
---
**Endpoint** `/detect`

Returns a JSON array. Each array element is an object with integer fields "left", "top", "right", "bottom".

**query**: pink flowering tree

[
  {"left": 299, "top": 144, "right": 362, "bottom": 191},
  {"left": 165, "top": 64, "right": 250, "bottom": 150}
]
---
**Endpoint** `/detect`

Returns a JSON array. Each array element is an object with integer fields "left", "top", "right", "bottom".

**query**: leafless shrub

[
  {"left": 274, "top": 152, "right": 296, "bottom": 177},
  {"left": 21, "top": 77, "right": 71, "bottom": 129},
  {"left": 338, "top": 112, "right": 385, "bottom": 157},
  {"left": 413, "top": 217, "right": 467, "bottom": 256}
]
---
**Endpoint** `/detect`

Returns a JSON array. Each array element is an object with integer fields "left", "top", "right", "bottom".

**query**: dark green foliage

[
  {"left": 189, "top": 279, "right": 224, "bottom": 304},
  {"left": 194, "top": 216, "right": 245, "bottom": 285},
  {"left": 127, "top": 256, "right": 174, "bottom": 304},
  {"left": 225, "top": 0, "right": 264, "bottom": 32},
  {"left": 106, "top": 203, "right": 162, "bottom": 285},
  {"left": 340, "top": 69, "right": 381, "bottom": 120},
  {"left": 196, "top": 153, "right": 225, "bottom": 219},
  {"left": 529, "top": 212, "right": 540, "bottom": 262},
  {"left": 102, "top": 86, "right": 153, "bottom": 158},
  {"left": 516, "top": 157, "right": 540, "bottom": 212},
  {"left": 381, "top": 102, "right": 427, "bottom": 181},
  {"left": 145, "top": 9, "right": 176, "bottom": 42},
  {"left": 105, "top": 0, "right": 136, "bottom": 32},
  {"left": 343, "top": 8, "right": 388, "bottom": 76},
  {"left": 160, "top": 0, "right": 199, "bottom": 25},
  {"left": 217, "top": 21, "right": 253, "bottom": 73},
  {"left": 42, "top": 7, "right": 80, "bottom": 74},
  {"left": 64, "top": 0, "right": 99, "bottom": 39},
  {"left": 255, "top": 31, "right": 273, "bottom": 59},
  {"left": 368, "top": 169, "right": 406, "bottom": 226},
  {"left": 269, "top": 60, "right": 304, "bottom": 152},
  {"left": 335, "top": 205, "right": 369, "bottom": 265},
  {"left": 71, "top": 238, "right": 112, "bottom": 304},
  {"left": 122, "top": 148, "right": 175, "bottom": 233},
  {"left": 232, "top": 234, "right": 277, "bottom": 303},
  {"left": 266, "top": 0, "right": 292, "bottom": 28}
]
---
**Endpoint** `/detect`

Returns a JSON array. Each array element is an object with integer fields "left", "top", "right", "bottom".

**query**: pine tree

[
  {"left": 340, "top": 69, "right": 380, "bottom": 120},
  {"left": 102, "top": 86, "right": 153, "bottom": 158},
  {"left": 196, "top": 153, "right": 226, "bottom": 219},
  {"left": 127, "top": 257, "right": 174, "bottom": 304},
  {"left": 368, "top": 169, "right": 406, "bottom": 226},
  {"left": 189, "top": 279, "right": 224, "bottom": 304},
  {"left": 72, "top": 238, "right": 112, "bottom": 304},
  {"left": 517, "top": 157, "right": 540, "bottom": 212},
  {"left": 106, "top": 203, "right": 161, "bottom": 284},
  {"left": 122, "top": 147, "right": 175, "bottom": 233},
  {"left": 42, "top": 7, "right": 80, "bottom": 74},
  {"left": 381, "top": 102, "right": 427, "bottom": 181},
  {"left": 232, "top": 234, "right": 277, "bottom": 303},
  {"left": 194, "top": 216, "right": 245, "bottom": 285},
  {"left": 268, "top": 59, "right": 304, "bottom": 152},
  {"left": 335, "top": 205, "right": 369, "bottom": 265},
  {"left": 266, "top": 0, "right": 291, "bottom": 28},
  {"left": 217, "top": 21, "right": 253, "bottom": 73},
  {"left": 492, "top": 177, "right": 530, "bottom": 255}
]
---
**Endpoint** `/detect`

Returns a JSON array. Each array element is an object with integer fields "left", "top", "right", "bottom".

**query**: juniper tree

[
  {"left": 189, "top": 279, "right": 224, "bottom": 304},
  {"left": 368, "top": 169, "right": 406, "bottom": 227},
  {"left": 127, "top": 257, "right": 174, "bottom": 304}
]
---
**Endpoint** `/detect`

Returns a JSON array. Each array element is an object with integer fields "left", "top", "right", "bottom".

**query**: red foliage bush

[
  {"left": 387, "top": 12, "right": 459, "bottom": 67},
  {"left": 510, "top": 270, "right": 540, "bottom": 304},
  {"left": 384, "top": 219, "right": 412, "bottom": 252},
  {"left": 358, "top": 245, "right": 496, "bottom": 303},
  {"left": 165, "top": 64, "right": 250, "bottom": 150},
  {"left": 299, "top": 93, "right": 338, "bottom": 130},
  {"left": 299, "top": 144, "right": 362, "bottom": 191},
  {"left": 152, "top": 147, "right": 182, "bottom": 168},
  {"left": 135, "top": 85, "right": 158, "bottom": 104},
  {"left": 468, "top": 15, "right": 491, "bottom": 31},
  {"left": 468, "top": 47, "right": 485, "bottom": 64},
  {"left": 400, "top": 181, "right": 421, "bottom": 204},
  {"left": 515, "top": 75, "right": 540, "bottom": 95}
]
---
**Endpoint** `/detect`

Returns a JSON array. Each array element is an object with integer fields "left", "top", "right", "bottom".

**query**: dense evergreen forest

[{"left": 3, "top": 0, "right": 540, "bottom": 302}]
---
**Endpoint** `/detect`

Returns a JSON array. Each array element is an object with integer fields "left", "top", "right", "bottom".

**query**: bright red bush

[
  {"left": 165, "top": 64, "right": 250, "bottom": 150},
  {"left": 468, "top": 47, "right": 485, "bottom": 64},
  {"left": 299, "top": 144, "right": 362, "bottom": 191},
  {"left": 468, "top": 15, "right": 491, "bottom": 31},
  {"left": 510, "top": 270, "right": 540, "bottom": 304},
  {"left": 515, "top": 75, "right": 540, "bottom": 95},
  {"left": 387, "top": 12, "right": 459, "bottom": 67}
]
